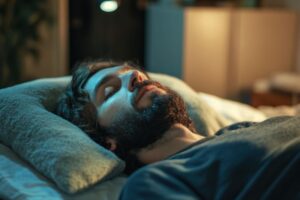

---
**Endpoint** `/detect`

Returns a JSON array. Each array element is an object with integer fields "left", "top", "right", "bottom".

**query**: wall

[
  {"left": 69, "top": 0, "right": 145, "bottom": 70},
  {"left": 145, "top": 3, "right": 184, "bottom": 78},
  {"left": 23, "top": 0, "right": 69, "bottom": 80},
  {"left": 285, "top": 0, "right": 300, "bottom": 72}
]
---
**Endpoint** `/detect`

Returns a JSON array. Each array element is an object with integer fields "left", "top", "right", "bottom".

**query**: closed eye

[{"left": 104, "top": 86, "right": 116, "bottom": 101}]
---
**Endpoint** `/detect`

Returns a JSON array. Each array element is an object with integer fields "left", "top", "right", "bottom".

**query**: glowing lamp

[{"left": 97, "top": 0, "right": 120, "bottom": 12}]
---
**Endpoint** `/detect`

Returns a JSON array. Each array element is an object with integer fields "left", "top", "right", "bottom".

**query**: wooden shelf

[{"left": 251, "top": 90, "right": 299, "bottom": 107}]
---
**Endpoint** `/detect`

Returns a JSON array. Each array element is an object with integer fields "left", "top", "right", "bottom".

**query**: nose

[{"left": 128, "top": 70, "right": 145, "bottom": 92}]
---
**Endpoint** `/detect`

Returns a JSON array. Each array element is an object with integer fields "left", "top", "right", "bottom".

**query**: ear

[{"left": 106, "top": 138, "right": 117, "bottom": 151}]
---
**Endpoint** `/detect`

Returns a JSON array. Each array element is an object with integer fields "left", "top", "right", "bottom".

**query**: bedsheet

[{"left": 1, "top": 91, "right": 297, "bottom": 199}]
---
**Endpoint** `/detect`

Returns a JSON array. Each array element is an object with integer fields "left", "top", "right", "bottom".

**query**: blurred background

[{"left": 1, "top": 0, "right": 300, "bottom": 106}]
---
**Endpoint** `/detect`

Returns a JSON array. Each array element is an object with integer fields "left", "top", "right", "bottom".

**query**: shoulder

[
  {"left": 119, "top": 164, "right": 163, "bottom": 199},
  {"left": 120, "top": 160, "right": 189, "bottom": 199},
  {"left": 124, "top": 162, "right": 169, "bottom": 188}
]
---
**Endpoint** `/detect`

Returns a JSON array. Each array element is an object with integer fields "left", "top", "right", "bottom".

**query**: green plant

[{"left": 0, "top": 0, "right": 52, "bottom": 87}]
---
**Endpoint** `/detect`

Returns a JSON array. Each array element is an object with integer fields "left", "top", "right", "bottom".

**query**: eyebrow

[{"left": 93, "top": 66, "right": 133, "bottom": 96}]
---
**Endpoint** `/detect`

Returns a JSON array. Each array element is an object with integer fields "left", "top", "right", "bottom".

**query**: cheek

[{"left": 97, "top": 90, "right": 132, "bottom": 126}]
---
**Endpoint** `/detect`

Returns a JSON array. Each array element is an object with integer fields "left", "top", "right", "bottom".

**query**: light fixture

[{"left": 97, "top": 0, "right": 120, "bottom": 12}]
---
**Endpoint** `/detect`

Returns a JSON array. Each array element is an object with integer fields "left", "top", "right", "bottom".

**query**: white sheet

[{"left": 198, "top": 93, "right": 267, "bottom": 124}]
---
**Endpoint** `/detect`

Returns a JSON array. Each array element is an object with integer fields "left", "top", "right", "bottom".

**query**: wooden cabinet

[
  {"left": 229, "top": 9, "right": 297, "bottom": 98},
  {"left": 251, "top": 91, "right": 296, "bottom": 107},
  {"left": 146, "top": 6, "right": 298, "bottom": 98},
  {"left": 183, "top": 8, "right": 232, "bottom": 97}
]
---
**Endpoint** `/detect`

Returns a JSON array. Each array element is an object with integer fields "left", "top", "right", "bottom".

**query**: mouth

[
  {"left": 131, "top": 80, "right": 166, "bottom": 108},
  {"left": 134, "top": 85, "right": 158, "bottom": 105}
]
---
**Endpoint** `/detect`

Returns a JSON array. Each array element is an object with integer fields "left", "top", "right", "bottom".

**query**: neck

[{"left": 136, "top": 123, "right": 204, "bottom": 164}]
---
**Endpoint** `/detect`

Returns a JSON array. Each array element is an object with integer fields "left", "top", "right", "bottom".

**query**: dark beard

[{"left": 100, "top": 81, "right": 194, "bottom": 173}]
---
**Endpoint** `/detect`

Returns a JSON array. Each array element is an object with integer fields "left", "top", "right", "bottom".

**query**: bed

[{"left": 0, "top": 73, "right": 295, "bottom": 200}]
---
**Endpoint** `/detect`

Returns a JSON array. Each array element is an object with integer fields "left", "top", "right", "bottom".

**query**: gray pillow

[
  {"left": 149, "top": 73, "right": 228, "bottom": 136},
  {"left": 0, "top": 73, "right": 227, "bottom": 193},
  {"left": 0, "top": 77, "right": 125, "bottom": 194}
]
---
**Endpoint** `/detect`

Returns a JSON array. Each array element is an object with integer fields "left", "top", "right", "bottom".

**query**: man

[{"left": 57, "top": 60, "right": 300, "bottom": 199}]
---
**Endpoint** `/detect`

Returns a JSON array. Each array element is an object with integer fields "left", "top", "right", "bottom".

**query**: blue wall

[{"left": 145, "top": 4, "right": 184, "bottom": 79}]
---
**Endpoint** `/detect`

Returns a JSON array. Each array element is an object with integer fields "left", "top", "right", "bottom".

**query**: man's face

[
  {"left": 84, "top": 65, "right": 166, "bottom": 126},
  {"left": 84, "top": 65, "right": 190, "bottom": 154}
]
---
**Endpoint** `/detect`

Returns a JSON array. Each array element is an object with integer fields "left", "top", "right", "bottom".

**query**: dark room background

[{"left": 69, "top": 0, "right": 145, "bottom": 70}]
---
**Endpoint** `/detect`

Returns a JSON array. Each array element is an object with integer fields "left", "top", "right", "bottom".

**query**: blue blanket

[{"left": 120, "top": 116, "right": 300, "bottom": 199}]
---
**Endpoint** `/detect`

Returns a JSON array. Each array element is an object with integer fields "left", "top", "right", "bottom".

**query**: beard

[{"left": 99, "top": 80, "right": 194, "bottom": 172}]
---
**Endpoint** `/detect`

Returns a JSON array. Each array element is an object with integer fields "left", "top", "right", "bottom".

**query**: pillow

[
  {"left": 149, "top": 73, "right": 229, "bottom": 136},
  {"left": 0, "top": 143, "right": 127, "bottom": 200},
  {"left": 0, "top": 73, "right": 227, "bottom": 193},
  {"left": 0, "top": 77, "right": 125, "bottom": 194},
  {"left": 198, "top": 92, "right": 267, "bottom": 123}
]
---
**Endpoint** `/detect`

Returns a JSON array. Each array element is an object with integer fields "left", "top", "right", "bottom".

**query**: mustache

[
  {"left": 134, "top": 80, "right": 164, "bottom": 90},
  {"left": 131, "top": 80, "right": 165, "bottom": 108}
]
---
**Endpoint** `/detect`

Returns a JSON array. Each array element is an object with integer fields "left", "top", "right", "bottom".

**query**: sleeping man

[{"left": 57, "top": 60, "right": 300, "bottom": 199}]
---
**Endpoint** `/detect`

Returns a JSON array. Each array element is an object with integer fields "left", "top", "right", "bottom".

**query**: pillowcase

[
  {"left": 0, "top": 77, "right": 125, "bottom": 194},
  {"left": 0, "top": 73, "right": 227, "bottom": 194},
  {"left": 149, "top": 73, "right": 228, "bottom": 136}
]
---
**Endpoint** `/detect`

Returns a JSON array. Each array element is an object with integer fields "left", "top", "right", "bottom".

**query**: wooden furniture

[
  {"left": 146, "top": 6, "right": 298, "bottom": 98},
  {"left": 251, "top": 91, "right": 297, "bottom": 107}
]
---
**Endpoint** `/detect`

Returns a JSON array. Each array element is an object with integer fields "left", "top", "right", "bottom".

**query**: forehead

[{"left": 84, "top": 65, "right": 124, "bottom": 92}]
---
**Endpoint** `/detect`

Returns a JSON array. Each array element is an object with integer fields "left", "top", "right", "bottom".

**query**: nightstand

[{"left": 251, "top": 90, "right": 300, "bottom": 107}]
